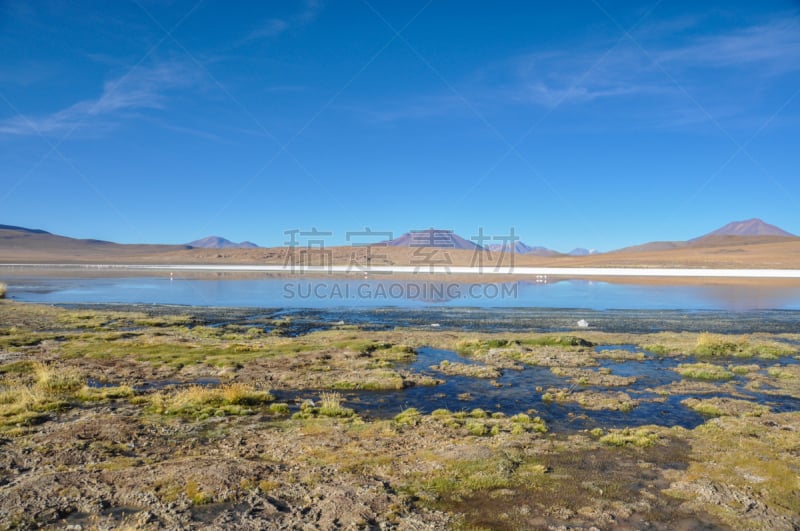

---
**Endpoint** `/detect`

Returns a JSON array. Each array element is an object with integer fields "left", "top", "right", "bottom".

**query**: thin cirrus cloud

[
  {"left": 494, "top": 17, "right": 800, "bottom": 108},
  {"left": 0, "top": 61, "right": 199, "bottom": 137},
  {"left": 656, "top": 18, "right": 800, "bottom": 73},
  {"left": 248, "top": 18, "right": 290, "bottom": 39},
  {"left": 243, "top": 0, "right": 323, "bottom": 42},
  {"left": 357, "top": 15, "right": 800, "bottom": 126}
]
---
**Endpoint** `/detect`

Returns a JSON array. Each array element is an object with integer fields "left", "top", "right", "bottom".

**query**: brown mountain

[
  {"left": 187, "top": 236, "right": 259, "bottom": 249},
  {"left": 380, "top": 229, "right": 484, "bottom": 251},
  {"left": 693, "top": 218, "right": 795, "bottom": 239}
]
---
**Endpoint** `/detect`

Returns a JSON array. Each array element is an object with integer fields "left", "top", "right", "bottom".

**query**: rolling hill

[{"left": 0, "top": 225, "right": 189, "bottom": 263}]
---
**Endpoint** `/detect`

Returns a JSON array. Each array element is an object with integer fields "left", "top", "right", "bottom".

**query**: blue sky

[{"left": 1, "top": 1, "right": 799, "bottom": 252}]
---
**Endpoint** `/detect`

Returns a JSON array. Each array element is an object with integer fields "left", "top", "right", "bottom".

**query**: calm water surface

[{"left": 5, "top": 275, "right": 800, "bottom": 311}]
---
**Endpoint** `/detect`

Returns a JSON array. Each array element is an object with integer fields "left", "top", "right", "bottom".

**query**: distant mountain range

[
  {"left": 567, "top": 248, "right": 600, "bottom": 256},
  {"left": 187, "top": 236, "right": 259, "bottom": 249},
  {"left": 1, "top": 219, "right": 795, "bottom": 258},
  {"left": 486, "top": 242, "right": 561, "bottom": 257},
  {"left": 380, "top": 229, "right": 599, "bottom": 256}
]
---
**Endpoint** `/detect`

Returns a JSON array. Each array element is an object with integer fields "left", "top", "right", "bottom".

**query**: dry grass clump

[
  {"left": 32, "top": 362, "right": 84, "bottom": 394},
  {"left": 318, "top": 391, "right": 352, "bottom": 417},
  {"left": 0, "top": 364, "right": 83, "bottom": 432},
  {"left": 75, "top": 384, "right": 135, "bottom": 401},
  {"left": 0, "top": 384, "right": 51, "bottom": 431},
  {"left": 149, "top": 383, "right": 274, "bottom": 419},
  {"left": 292, "top": 391, "right": 356, "bottom": 419},
  {"left": 0, "top": 361, "right": 138, "bottom": 431}
]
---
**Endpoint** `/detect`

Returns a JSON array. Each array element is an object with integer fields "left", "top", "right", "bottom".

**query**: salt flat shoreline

[{"left": 3, "top": 262, "right": 800, "bottom": 279}]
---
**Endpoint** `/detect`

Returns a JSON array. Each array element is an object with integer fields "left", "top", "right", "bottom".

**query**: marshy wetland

[{"left": 1, "top": 300, "right": 799, "bottom": 529}]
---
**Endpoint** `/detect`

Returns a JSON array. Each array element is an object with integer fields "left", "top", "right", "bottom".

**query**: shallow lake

[{"left": 5, "top": 275, "right": 800, "bottom": 311}]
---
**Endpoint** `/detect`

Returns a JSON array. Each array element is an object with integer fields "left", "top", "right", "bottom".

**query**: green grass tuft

[
  {"left": 675, "top": 362, "right": 735, "bottom": 381},
  {"left": 600, "top": 427, "right": 659, "bottom": 448},
  {"left": 465, "top": 420, "right": 488, "bottom": 436},
  {"left": 317, "top": 391, "right": 354, "bottom": 417},
  {"left": 394, "top": 407, "right": 422, "bottom": 427}
]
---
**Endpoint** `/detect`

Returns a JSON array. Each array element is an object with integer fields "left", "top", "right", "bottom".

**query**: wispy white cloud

[
  {"left": 658, "top": 18, "right": 800, "bottom": 76},
  {"left": 485, "top": 47, "right": 666, "bottom": 107},
  {"left": 247, "top": 18, "right": 290, "bottom": 40},
  {"left": 340, "top": 93, "right": 464, "bottom": 123},
  {"left": 356, "top": 14, "right": 800, "bottom": 127},
  {"left": 0, "top": 61, "right": 199, "bottom": 136},
  {"left": 243, "top": 0, "right": 323, "bottom": 41},
  {"left": 496, "top": 16, "right": 800, "bottom": 108},
  {"left": 656, "top": 18, "right": 800, "bottom": 73}
]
